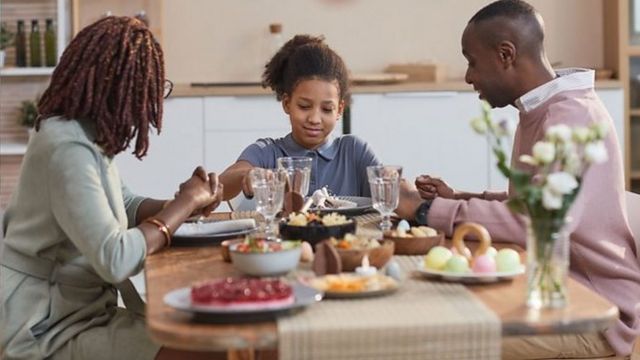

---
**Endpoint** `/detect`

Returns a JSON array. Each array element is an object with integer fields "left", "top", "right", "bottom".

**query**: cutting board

[{"left": 350, "top": 73, "right": 409, "bottom": 85}]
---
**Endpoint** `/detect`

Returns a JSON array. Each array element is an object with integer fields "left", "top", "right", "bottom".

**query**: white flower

[
  {"left": 519, "top": 154, "right": 538, "bottom": 166},
  {"left": 532, "top": 141, "right": 555, "bottom": 164},
  {"left": 572, "top": 126, "right": 591, "bottom": 143},
  {"left": 542, "top": 186, "right": 563, "bottom": 210},
  {"left": 584, "top": 141, "right": 608, "bottom": 164},
  {"left": 546, "top": 172, "right": 578, "bottom": 195},
  {"left": 546, "top": 124, "right": 572, "bottom": 142},
  {"left": 590, "top": 122, "right": 609, "bottom": 140},
  {"left": 470, "top": 117, "right": 487, "bottom": 134}
]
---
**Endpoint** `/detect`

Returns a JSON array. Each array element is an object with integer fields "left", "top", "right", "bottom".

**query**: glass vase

[{"left": 526, "top": 216, "right": 570, "bottom": 309}]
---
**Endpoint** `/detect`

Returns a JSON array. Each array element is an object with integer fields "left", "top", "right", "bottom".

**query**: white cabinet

[
  {"left": 350, "top": 92, "right": 490, "bottom": 192},
  {"left": 116, "top": 97, "right": 205, "bottom": 199},
  {"left": 202, "top": 95, "right": 289, "bottom": 174}
]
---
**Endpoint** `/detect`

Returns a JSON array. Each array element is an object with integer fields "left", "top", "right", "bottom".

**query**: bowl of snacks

[
  {"left": 330, "top": 234, "right": 395, "bottom": 272},
  {"left": 383, "top": 220, "right": 444, "bottom": 255},
  {"left": 229, "top": 237, "right": 301, "bottom": 276},
  {"left": 279, "top": 212, "right": 356, "bottom": 247}
]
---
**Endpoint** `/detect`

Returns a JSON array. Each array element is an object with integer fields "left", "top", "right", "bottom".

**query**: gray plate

[
  {"left": 311, "top": 196, "right": 373, "bottom": 216},
  {"left": 163, "top": 282, "right": 323, "bottom": 323}
]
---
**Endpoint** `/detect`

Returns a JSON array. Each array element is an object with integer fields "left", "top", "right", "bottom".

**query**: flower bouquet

[{"left": 471, "top": 102, "right": 608, "bottom": 308}]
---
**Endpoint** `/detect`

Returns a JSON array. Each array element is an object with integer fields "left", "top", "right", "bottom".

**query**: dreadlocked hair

[
  {"left": 37, "top": 16, "right": 164, "bottom": 159},
  {"left": 262, "top": 34, "right": 351, "bottom": 106}
]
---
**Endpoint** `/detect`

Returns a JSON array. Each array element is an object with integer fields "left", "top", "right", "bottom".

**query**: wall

[{"left": 162, "top": 0, "right": 605, "bottom": 84}]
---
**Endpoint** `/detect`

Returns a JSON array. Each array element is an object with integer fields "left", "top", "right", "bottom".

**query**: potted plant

[
  {"left": 19, "top": 98, "right": 39, "bottom": 138},
  {"left": 0, "top": 23, "right": 14, "bottom": 68}
]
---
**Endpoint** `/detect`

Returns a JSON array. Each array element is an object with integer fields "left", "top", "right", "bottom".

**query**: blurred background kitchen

[{"left": 1, "top": 0, "right": 638, "bottom": 209}]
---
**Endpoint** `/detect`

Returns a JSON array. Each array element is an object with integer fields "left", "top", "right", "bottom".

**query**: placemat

[{"left": 277, "top": 256, "right": 501, "bottom": 360}]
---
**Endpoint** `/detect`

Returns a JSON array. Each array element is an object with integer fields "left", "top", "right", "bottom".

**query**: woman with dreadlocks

[{"left": 0, "top": 17, "right": 223, "bottom": 360}]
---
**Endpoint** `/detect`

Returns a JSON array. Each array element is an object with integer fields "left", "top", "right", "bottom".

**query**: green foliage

[
  {"left": 19, "top": 99, "right": 38, "bottom": 128},
  {"left": 0, "top": 23, "right": 14, "bottom": 50}
]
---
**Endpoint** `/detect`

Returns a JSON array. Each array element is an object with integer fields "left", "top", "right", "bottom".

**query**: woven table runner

[{"left": 277, "top": 256, "right": 501, "bottom": 360}]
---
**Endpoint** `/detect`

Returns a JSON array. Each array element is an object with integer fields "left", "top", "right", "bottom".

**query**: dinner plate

[
  {"left": 172, "top": 228, "right": 256, "bottom": 247},
  {"left": 416, "top": 265, "right": 525, "bottom": 284},
  {"left": 311, "top": 196, "right": 373, "bottom": 216},
  {"left": 163, "top": 282, "right": 323, "bottom": 323},
  {"left": 309, "top": 274, "right": 399, "bottom": 299}
]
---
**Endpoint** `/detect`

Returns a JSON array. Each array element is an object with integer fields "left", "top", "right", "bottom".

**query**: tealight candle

[{"left": 355, "top": 254, "right": 377, "bottom": 277}]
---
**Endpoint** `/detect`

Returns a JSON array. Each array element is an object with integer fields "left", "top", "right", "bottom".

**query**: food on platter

[
  {"left": 190, "top": 278, "right": 294, "bottom": 309},
  {"left": 310, "top": 273, "right": 398, "bottom": 293}
]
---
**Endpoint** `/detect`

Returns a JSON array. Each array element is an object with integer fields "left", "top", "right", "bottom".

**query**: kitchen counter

[{"left": 171, "top": 80, "right": 622, "bottom": 97}]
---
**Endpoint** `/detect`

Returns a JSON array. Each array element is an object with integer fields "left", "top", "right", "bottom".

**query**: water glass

[
  {"left": 367, "top": 165, "right": 403, "bottom": 231},
  {"left": 276, "top": 156, "right": 312, "bottom": 197},
  {"left": 250, "top": 168, "right": 287, "bottom": 241}
]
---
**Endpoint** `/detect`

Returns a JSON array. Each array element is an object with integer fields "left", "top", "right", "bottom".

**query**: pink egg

[{"left": 472, "top": 254, "right": 497, "bottom": 273}]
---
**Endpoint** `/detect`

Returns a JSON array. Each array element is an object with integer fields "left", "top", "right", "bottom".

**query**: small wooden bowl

[
  {"left": 220, "top": 239, "right": 242, "bottom": 262},
  {"left": 384, "top": 230, "right": 445, "bottom": 255},
  {"left": 336, "top": 240, "right": 395, "bottom": 272}
]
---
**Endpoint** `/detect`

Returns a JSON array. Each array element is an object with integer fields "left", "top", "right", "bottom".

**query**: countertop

[{"left": 171, "top": 80, "right": 623, "bottom": 98}]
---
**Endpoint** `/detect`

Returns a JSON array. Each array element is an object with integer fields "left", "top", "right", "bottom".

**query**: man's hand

[{"left": 415, "top": 175, "right": 456, "bottom": 200}]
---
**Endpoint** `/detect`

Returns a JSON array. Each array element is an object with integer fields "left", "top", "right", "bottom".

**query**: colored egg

[
  {"left": 451, "top": 246, "right": 472, "bottom": 259},
  {"left": 495, "top": 248, "right": 521, "bottom": 272},
  {"left": 472, "top": 254, "right": 497, "bottom": 273},
  {"left": 397, "top": 219, "right": 411, "bottom": 232},
  {"left": 485, "top": 246, "right": 498, "bottom": 258},
  {"left": 424, "top": 246, "right": 452, "bottom": 270},
  {"left": 445, "top": 254, "right": 470, "bottom": 273}
]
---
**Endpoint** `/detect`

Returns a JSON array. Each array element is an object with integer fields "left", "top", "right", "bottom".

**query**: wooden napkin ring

[{"left": 451, "top": 222, "right": 492, "bottom": 260}]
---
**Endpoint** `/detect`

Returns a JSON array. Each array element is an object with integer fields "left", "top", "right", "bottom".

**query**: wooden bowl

[
  {"left": 336, "top": 240, "right": 395, "bottom": 272},
  {"left": 384, "top": 230, "right": 445, "bottom": 255}
]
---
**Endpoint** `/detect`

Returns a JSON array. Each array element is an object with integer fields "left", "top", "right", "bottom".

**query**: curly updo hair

[
  {"left": 262, "top": 34, "right": 351, "bottom": 106},
  {"left": 37, "top": 16, "right": 164, "bottom": 159}
]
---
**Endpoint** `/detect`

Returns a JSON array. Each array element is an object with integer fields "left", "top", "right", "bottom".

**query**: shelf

[
  {"left": 631, "top": 171, "right": 640, "bottom": 180},
  {"left": 630, "top": 109, "right": 640, "bottom": 117},
  {"left": 0, "top": 142, "right": 28, "bottom": 156},
  {"left": 0, "top": 67, "right": 55, "bottom": 77}
]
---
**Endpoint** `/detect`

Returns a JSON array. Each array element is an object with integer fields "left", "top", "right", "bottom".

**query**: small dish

[
  {"left": 279, "top": 217, "right": 356, "bottom": 248},
  {"left": 309, "top": 273, "right": 399, "bottom": 298},
  {"left": 417, "top": 265, "right": 525, "bottom": 284},
  {"left": 334, "top": 239, "right": 395, "bottom": 272}
]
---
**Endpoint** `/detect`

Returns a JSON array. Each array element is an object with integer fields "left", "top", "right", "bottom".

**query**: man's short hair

[{"left": 469, "top": 0, "right": 537, "bottom": 24}]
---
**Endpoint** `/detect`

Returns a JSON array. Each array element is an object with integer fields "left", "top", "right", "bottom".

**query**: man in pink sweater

[{"left": 412, "top": 0, "right": 640, "bottom": 358}]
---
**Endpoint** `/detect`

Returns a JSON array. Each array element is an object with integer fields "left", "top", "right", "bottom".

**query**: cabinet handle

[{"left": 383, "top": 92, "right": 457, "bottom": 98}]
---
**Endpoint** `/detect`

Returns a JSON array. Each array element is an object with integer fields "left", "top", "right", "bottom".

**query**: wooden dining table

[{"left": 143, "top": 212, "right": 619, "bottom": 352}]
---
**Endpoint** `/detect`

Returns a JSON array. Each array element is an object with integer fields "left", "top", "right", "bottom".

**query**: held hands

[
  {"left": 176, "top": 166, "right": 224, "bottom": 216},
  {"left": 415, "top": 175, "right": 456, "bottom": 200}
]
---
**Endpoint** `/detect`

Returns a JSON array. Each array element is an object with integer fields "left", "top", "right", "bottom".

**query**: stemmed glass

[
  {"left": 249, "top": 168, "right": 287, "bottom": 241},
  {"left": 367, "top": 165, "right": 403, "bottom": 231}
]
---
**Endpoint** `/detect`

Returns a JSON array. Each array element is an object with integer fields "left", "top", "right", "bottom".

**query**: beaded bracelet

[{"left": 144, "top": 218, "right": 172, "bottom": 247}]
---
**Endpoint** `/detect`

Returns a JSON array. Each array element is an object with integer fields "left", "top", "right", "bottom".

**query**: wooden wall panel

[{"left": 0, "top": 156, "right": 22, "bottom": 208}]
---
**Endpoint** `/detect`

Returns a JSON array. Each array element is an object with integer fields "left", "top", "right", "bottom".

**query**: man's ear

[
  {"left": 498, "top": 40, "right": 516, "bottom": 68},
  {"left": 282, "top": 94, "right": 291, "bottom": 115}
]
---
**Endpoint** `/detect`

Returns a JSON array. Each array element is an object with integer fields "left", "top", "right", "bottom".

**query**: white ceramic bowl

[{"left": 229, "top": 241, "right": 301, "bottom": 276}]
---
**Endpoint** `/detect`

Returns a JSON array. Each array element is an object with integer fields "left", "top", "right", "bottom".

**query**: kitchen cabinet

[
  {"left": 350, "top": 92, "right": 490, "bottom": 192},
  {"left": 115, "top": 97, "right": 205, "bottom": 199}
]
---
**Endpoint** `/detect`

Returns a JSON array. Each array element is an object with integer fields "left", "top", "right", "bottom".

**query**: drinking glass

[
  {"left": 276, "top": 156, "right": 312, "bottom": 197},
  {"left": 367, "top": 165, "right": 403, "bottom": 231},
  {"left": 250, "top": 168, "right": 287, "bottom": 241}
]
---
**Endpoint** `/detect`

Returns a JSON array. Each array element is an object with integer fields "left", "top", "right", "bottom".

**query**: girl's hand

[
  {"left": 241, "top": 170, "right": 254, "bottom": 198},
  {"left": 415, "top": 175, "right": 456, "bottom": 200}
]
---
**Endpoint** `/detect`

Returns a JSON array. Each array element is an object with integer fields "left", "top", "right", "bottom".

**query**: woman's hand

[
  {"left": 415, "top": 175, "right": 456, "bottom": 200},
  {"left": 176, "top": 166, "right": 224, "bottom": 215}
]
